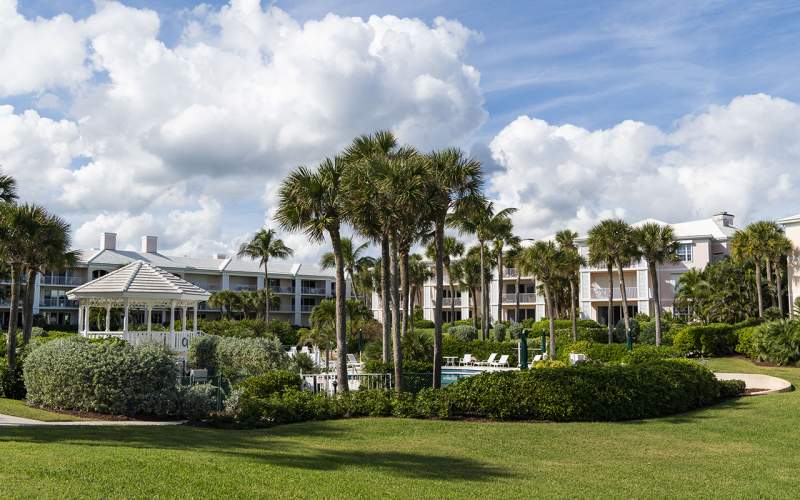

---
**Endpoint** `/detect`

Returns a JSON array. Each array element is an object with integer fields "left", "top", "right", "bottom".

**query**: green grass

[
  {"left": 0, "top": 399, "right": 82, "bottom": 422},
  {"left": 0, "top": 357, "right": 797, "bottom": 499}
]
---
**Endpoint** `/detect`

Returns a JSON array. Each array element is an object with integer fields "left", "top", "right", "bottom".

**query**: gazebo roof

[{"left": 67, "top": 260, "right": 211, "bottom": 302}]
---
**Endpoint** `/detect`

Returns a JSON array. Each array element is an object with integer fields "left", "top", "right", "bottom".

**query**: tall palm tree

[
  {"left": 555, "top": 229, "right": 583, "bottom": 341},
  {"left": 492, "top": 219, "right": 519, "bottom": 324},
  {"left": 209, "top": 290, "right": 237, "bottom": 318},
  {"left": 407, "top": 253, "right": 433, "bottom": 333},
  {"left": 425, "top": 148, "right": 483, "bottom": 387},
  {"left": 451, "top": 200, "right": 516, "bottom": 340},
  {"left": 632, "top": 222, "right": 678, "bottom": 345},
  {"left": 344, "top": 298, "right": 372, "bottom": 351},
  {"left": 675, "top": 268, "right": 711, "bottom": 322},
  {"left": 0, "top": 172, "right": 18, "bottom": 204},
  {"left": 731, "top": 221, "right": 776, "bottom": 318},
  {"left": 237, "top": 228, "right": 293, "bottom": 323},
  {"left": 308, "top": 299, "right": 337, "bottom": 370},
  {"left": 521, "top": 241, "right": 563, "bottom": 358},
  {"left": 768, "top": 231, "right": 792, "bottom": 316},
  {"left": 450, "top": 249, "right": 484, "bottom": 328},
  {"left": 276, "top": 158, "right": 350, "bottom": 391},
  {"left": 320, "top": 237, "right": 374, "bottom": 303},
  {"left": 588, "top": 219, "right": 636, "bottom": 344},
  {"left": 426, "top": 236, "right": 465, "bottom": 325},
  {"left": 587, "top": 223, "right": 616, "bottom": 343}
]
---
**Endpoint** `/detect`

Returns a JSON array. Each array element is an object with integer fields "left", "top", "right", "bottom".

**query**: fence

[{"left": 303, "top": 373, "right": 392, "bottom": 395}]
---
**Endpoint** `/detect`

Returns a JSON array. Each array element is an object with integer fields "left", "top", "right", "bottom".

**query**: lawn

[
  {"left": 0, "top": 398, "right": 82, "bottom": 422},
  {"left": 0, "top": 357, "right": 796, "bottom": 499}
]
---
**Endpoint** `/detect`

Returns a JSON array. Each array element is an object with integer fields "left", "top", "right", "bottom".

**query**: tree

[
  {"left": 492, "top": 219, "right": 519, "bottom": 324},
  {"left": 407, "top": 253, "right": 433, "bottom": 334},
  {"left": 237, "top": 228, "right": 293, "bottom": 323},
  {"left": 764, "top": 224, "right": 792, "bottom": 316},
  {"left": 307, "top": 299, "right": 337, "bottom": 370},
  {"left": 588, "top": 219, "right": 636, "bottom": 345},
  {"left": 731, "top": 221, "right": 779, "bottom": 319},
  {"left": 675, "top": 268, "right": 711, "bottom": 322},
  {"left": 426, "top": 236, "right": 464, "bottom": 325},
  {"left": 449, "top": 249, "right": 484, "bottom": 328},
  {"left": 520, "top": 241, "right": 564, "bottom": 358},
  {"left": 0, "top": 172, "right": 18, "bottom": 204},
  {"left": 344, "top": 298, "right": 372, "bottom": 348},
  {"left": 208, "top": 290, "right": 238, "bottom": 318},
  {"left": 276, "top": 158, "right": 350, "bottom": 391},
  {"left": 425, "top": 148, "right": 483, "bottom": 387},
  {"left": 555, "top": 229, "right": 583, "bottom": 341},
  {"left": 631, "top": 222, "right": 678, "bottom": 345},
  {"left": 320, "top": 237, "right": 374, "bottom": 303},
  {"left": 451, "top": 200, "right": 516, "bottom": 340}
]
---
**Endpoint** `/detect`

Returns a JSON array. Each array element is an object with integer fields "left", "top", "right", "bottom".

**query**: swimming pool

[{"left": 441, "top": 367, "right": 485, "bottom": 386}]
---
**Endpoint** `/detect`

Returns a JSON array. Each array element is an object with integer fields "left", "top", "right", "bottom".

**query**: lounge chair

[
  {"left": 490, "top": 354, "right": 510, "bottom": 367},
  {"left": 459, "top": 354, "right": 475, "bottom": 366},
  {"left": 476, "top": 353, "right": 498, "bottom": 366},
  {"left": 346, "top": 353, "right": 363, "bottom": 372}
]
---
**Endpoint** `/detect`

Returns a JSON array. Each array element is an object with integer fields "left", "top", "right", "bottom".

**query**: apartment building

[
  {"left": 0, "top": 232, "right": 350, "bottom": 329},
  {"left": 372, "top": 212, "right": 738, "bottom": 326},
  {"left": 778, "top": 213, "right": 800, "bottom": 315}
]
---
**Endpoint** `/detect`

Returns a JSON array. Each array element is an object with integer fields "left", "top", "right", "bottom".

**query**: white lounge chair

[
  {"left": 346, "top": 353, "right": 363, "bottom": 372},
  {"left": 459, "top": 354, "right": 475, "bottom": 366},
  {"left": 490, "top": 354, "right": 510, "bottom": 367},
  {"left": 477, "top": 353, "right": 498, "bottom": 366}
]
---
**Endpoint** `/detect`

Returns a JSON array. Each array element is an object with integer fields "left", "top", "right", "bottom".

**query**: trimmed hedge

[
  {"left": 673, "top": 323, "right": 737, "bottom": 355},
  {"left": 189, "top": 335, "right": 289, "bottom": 380},
  {"left": 218, "top": 360, "right": 737, "bottom": 427},
  {"left": 238, "top": 370, "right": 302, "bottom": 399},
  {"left": 735, "top": 326, "right": 759, "bottom": 359},
  {"left": 24, "top": 338, "right": 180, "bottom": 417}
]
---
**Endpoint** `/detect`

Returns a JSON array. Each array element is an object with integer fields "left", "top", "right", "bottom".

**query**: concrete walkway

[
  {"left": 0, "top": 413, "right": 186, "bottom": 427},
  {"left": 715, "top": 372, "right": 793, "bottom": 396}
]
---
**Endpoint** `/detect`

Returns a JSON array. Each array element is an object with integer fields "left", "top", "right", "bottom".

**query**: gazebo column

[
  {"left": 123, "top": 299, "right": 129, "bottom": 335},
  {"left": 170, "top": 301, "right": 175, "bottom": 334},
  {"left": 105, "top": 305, "right": 111, "bottom": 333},
  {"left": 193, "top": 305, "right": 198, "bottom": 334},
  {"left": 78, "top": 303, "right": 84, "bottom": 335},
  {"left": 146, "top": 304, "right": 152, "bottom": 333},
  {"left": 181, "top": 305, "right": 187, "bottom": 332},
  {"left": 83, "top": 305, "right": 90, "bottom": 334}
]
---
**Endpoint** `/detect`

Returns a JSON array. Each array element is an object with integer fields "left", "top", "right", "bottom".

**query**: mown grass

[
  {"left": 0, "top": 357, "right": 796, "bottom": 499},
  {"left": 0, "top": 399, "right": 82, "bottom": 422}
]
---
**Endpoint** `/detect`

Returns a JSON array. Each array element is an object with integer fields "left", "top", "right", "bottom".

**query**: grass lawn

[
  {"left": 0, "top": 398, "right": 82, "bottom": 422},
  {"left": 0, "top": 356, "right": 797, "bottom": 499}
]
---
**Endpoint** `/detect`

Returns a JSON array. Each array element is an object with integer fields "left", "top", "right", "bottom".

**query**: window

[{"left": 676, "top": 243, "right": 693, "bottom": 262}]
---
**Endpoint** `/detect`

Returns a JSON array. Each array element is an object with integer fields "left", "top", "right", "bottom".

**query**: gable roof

[
  {"left": 67, "top": 261, "right": 211, "bottom": 301},
  {"left": 778, "top": 213, "right": 800, "bottom": 225}
]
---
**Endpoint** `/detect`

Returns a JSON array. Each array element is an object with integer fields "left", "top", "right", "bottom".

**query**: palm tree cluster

[
  {"left": 207, "top": 289, "right": 280, "bottom": 320},
  {"left": 237, "top": 228, "right": 294, "bottom": 323},
  {"left": 0, "top": 172, "right": 77, "bottom": 369}
]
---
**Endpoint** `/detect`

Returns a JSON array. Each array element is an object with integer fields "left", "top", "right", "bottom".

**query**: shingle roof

[{"left": 67, "top": 261, "right": 211, "bottom": 301}]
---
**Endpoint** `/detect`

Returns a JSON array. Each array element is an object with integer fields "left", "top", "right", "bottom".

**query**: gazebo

[{"left": 67, "top": 260, "right": 211, "bottom": 353}]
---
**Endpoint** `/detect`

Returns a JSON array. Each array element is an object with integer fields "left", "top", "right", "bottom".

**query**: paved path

[
  {"left": 715, "top": 372, "right": 793, "bottom": 395},
  {"left": 0, "top": 413, "right": 186, "bottom": 427}
]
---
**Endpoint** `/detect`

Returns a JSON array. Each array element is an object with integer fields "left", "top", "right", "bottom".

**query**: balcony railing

[
  {"left": 502, "top": 293, "right": 537, "bottom": 304},
  {"left": 503, "top": 268, "right": 518, "bottom": 278},
  {"left": 233, "top": 285, "right": 256, "bottom": 292},
  {"left": 590, "top": 286, "right": 638, "bottom": 300},
  {"left": 300, "top": 304, "right": 317, "bottom": 312},
  {"left": 42, "top": 275, "right": 85, "bottom": 286},
  {"left": 270, "top": 286, "right": 295, "bottom": 294},
  {"left": 301, "top": 287, "right": 327, "bottom": 295},
  {"left": 40, "top": 297, "right": 78, "bottom": 308},
  {"left": 442, "top": 297, "right": 462, "bottom": 307}
]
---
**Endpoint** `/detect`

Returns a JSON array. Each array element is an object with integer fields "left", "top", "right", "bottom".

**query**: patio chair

[
  {"left": 459, "top": 354, "right": 475, "bottom": 366},
  {"left": 347, "top": 353, "right": 363, "bottom": 373},
  {"left": 476, "top": 353, "right": 498, "bottom": 366},
  {"left": 490, "top": 354, "right": 510, "bottom": 367}
]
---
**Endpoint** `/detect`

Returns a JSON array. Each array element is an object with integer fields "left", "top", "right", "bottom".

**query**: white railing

[
  {"left": 590, "top": 286, "right": 638, "bottom": 300},
  {"left": 42, "top": 276, "right": 85, "bottom": 286},
  {"left": 502, "top": 293, "right": 537, "bottom": 304},
  {"left": 442, "top": 297, "right": 462, "bottom": 307},
  {"left": 40, "top": 297, "right": 78, "bottom": 307},
  {"left": 301, "top": 287, "right": 327, "bottom": 295},
  {"left": 503, "top": 268, "right": 518, "bottom": 278},
  {"left": 303, "top": 373, "right": 392, "bottom": 395},
  {"left": 81, "top": 330, "right": 202, "bottom": 352},
  {"left": 270, "top": 286, "right": 295, "bottom": 294}
]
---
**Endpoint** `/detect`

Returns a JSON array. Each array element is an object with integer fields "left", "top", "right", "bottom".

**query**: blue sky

[{"left": 16, "top": 0, "right": 800, "bottom": 138}]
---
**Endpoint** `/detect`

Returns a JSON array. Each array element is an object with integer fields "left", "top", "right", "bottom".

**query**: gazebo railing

[{"left": 81, "top": 330, "right": 202, "bottom": 352}]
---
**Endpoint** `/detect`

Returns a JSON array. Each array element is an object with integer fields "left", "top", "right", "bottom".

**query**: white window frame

[{"left": 677, "top": 243, "right": 693, "bottom": 262}]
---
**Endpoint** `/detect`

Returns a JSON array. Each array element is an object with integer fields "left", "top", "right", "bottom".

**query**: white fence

[
  {"left": 83, "top": 330, "right": 202, "bottom": 353},
  {"left": 303, "top": 373, "right": 392, "bottom": 395}
]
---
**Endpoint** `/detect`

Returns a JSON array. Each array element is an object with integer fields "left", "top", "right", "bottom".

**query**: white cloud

[{"left": 489, "top": 94, "right": 800, "bottom": 237}]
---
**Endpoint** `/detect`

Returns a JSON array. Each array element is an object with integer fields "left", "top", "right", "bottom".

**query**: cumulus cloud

[
  {"left": 489, "top": 94, "right": 800, "bottom": 237},
  {"left": 0, "top": 0, "right": 486, "bottom": 256}
]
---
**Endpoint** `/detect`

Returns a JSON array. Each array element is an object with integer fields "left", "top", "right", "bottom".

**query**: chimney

[
  {"left": 141, "top": 235, "right": 158, "bottom": 253},
  {"left": 100, "top": 232, "right": 116, "bottom": 251},
  {"left": 712, "top": 212, "right": 735, "bottom": 228}
]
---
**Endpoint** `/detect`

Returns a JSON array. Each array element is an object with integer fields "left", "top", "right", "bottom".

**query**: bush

[
  {"left": 181, "top": 384, "right": 219, "bottom": 421},
  {"left": 625, "top": 345, "right": 680, "bottom": 364},
  {"left": 508, "top": 322, "right": 524, "bottom": 339},
  {"left": 414, "top": 319, "right": 435, "bottom": 329},
  {"left": 752, "top": 320, "right": 800, "bottom": 365},
  {"left": 719, "top": 379, "right": 745, "bottom": 398},
  {"left": 735, "top": 326, "right": 759, "bottom": 359},
  {"left": 493, "top": 323, "right": 507, "bottom": 342},
  {"left": 0, "top": 362, "right": 25, "bottom": 399},
  {"left": 188, "top": 335, "right": 219, "bottom": 372},
  {"left": 527, "top": 319, "right": 601, "bottom": 337},
  {"left": 673, "top": 323, "right": 737, "bottom": 355},
  {"left": 291, "top": 352, "right": 318, "bottom": 373},
  {"left": 238, "top": 370, "right": 302, "bottom": 399},
  {"left": 199, "top": 318, "right": 297, "bottom": 344},
  {"left": 23, "top": 338, "right": 180, "bottom": 417},
  {"left": 533, "top": 359, "right": 566, "bottom": 369},
  {"left": 448, "top": 325, "right": 477, "bottom": 341},
  {"left": 190, "top": 335, "right": 289, "bottom": 381}
]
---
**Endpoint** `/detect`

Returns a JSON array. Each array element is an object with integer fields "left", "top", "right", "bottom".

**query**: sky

[{"left": 2, "top": 0, "right": 800, "bottom": 261}]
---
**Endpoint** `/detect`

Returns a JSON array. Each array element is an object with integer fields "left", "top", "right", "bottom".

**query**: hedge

[
  {"left": 24, "top": 338, "right": 180, "bottom": 417},
  {"left": 217, "top": 360, "right": 739, "bottom": 427},
  {"left": 673, "top": 323, "right": 737, "bottom": 355},
  {"left": 735, "top": 326, "right": 759, "bottom": 359},
  {"left": 189, "top": 335, "right": 289, "bottom": 380}
]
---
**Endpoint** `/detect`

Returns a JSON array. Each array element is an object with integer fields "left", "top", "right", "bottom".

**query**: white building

[
  {"left": 778, "top": 213, "right": 800, "bottom": 316},
  {"left": 372, "top": 212, "right": 738, "bottom": 326},
  {"left": 0, "top": 232, "right": 350, "bottom": 329}
]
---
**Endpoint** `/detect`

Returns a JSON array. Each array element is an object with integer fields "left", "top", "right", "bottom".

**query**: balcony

[
  {"left": 40, "top": 297, "right": 78, "bottom": 308},
  {"left": 42, "top": 275, "right": 85, "bottom": 286},
  {"left": 300, "top": 304, "right": 317, "bottom": 312},
  {"left": 502, "top": 293, "right": 537, "bottom": 304},
  {"left": 503, "top": 268, "right": 518, "bottom": 278},
  {"left": 233, "top": 285, "right": 256, "bottom": 292},
  {"left": 270, "top": 286, "right": 295, "bottom": 294},
  {"left": 301, "top": 287, "right": 327, "bottom": 295},
  {"left": 590, "top": 286, "right": 638, "bottom": 300},
  {"left": 442, "top": 297, "right": 462, "bottom": 307}
]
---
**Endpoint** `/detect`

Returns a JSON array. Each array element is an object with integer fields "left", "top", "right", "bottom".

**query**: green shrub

[
  {"left": 752, "top": 320, "right": 800, "bottom": 365},
  {"left": 508, "top": 322, "right": 524, "bottom": 339},
  {"left": 414, "top": 319, "right": 435, "bottom": 329},
  {"left": 338, "top": 389, "right": 393, "bottom": 417},
  {"left": 23, "top": 338, "right": 180, "bottom": 417},
  {"left": 181, "top": 384, "right": 219, "bottom": 421},
  {"left": 238, "top": 370, "right": 302, "bottom": 399},
  {"left": 533, "top": 359, "right": 566, "bottom": 369},
  {"left": 614, "top": 318, "right": 640, "bottom": 343},
  {"left": 493, "top": 323, "right": 507, "bottom": 342},
  {"left": 718, "top": 379, "right": 745, "bottom": 398},
  {"left": 188, "top": 335, "right": 219, "bottom": 372},
  {"left": 586, "top": 343, "right": 629, "bottom": 363},
  {"left": 291, "top": 352, "right": 318, "bottom": 373},
  {"left": 198, "top": 318, "right": 296, "bottom": 344},
  {"left": 448, "top": 325, "right": 477, "bottom": 341},
  {"left": 527, "top": 319, "right": 601, "bottom": 336},
  {"left": 0, "top": 362, "right": 25, "bottom": 399},
  {"left": 735, "top": 326, "right": 759, "bottom": 359},
  {"left": 625, "top": 345, "right": 680, "bottom": 364},
  {"left": 191, "top": 335, "right": 289, "bottom": 381},
  {"left": 673, "top": 323, "right": 736, "bottom": 355}
]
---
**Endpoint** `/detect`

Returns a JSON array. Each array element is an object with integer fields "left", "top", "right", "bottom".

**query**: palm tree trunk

[
  {"left": 6, "top": 266, "right": 20, "bottom": 370},
  {"left": 515, "top": 272, "right": 521, "bottom": 322},
  {"left": 775, "top": 259, "right": 784, "bottom": 316},
  {"left": 544, "top": 284, "right": 556, "bottom": 358},
  {"left": 433, "top": 222, "right": 444, "bottom": 389},
  {"left": 497, "top": 249, "right": 504, "bottom": 323},
  {"left": 616, "top": 259, "right": 631, "bottom": 344},
  {"left": 766, "top": 259, "right": 775, "bottom": 307},
  {"left": 479, "top": 242, "right": 487, "bottom": 340},
  {"left": 22, "top": 268, "right": 36, "bottom": 344},
  {"left": 606, "top": 264, "right": 614, "bottom": 344},
  {"left": 330, "top": 227, "right": 349, "bottom": 392},
  {"left": 755, "top": 258, "right": 764, "bottom": 317},
  {"left": 449, "top": 280, "right": 456, "bottom": 323},
  {"left": 409, "top": 286, "right": 416, "bottom": 335},
  {"left": 470, "top": 287, "right": 477, "bottom": 329},
  {"left": 264, "top": 264, "right": 270, "bottom": 324},
  {"left": 569, "top": 279, "right": 577, "bottom": 341},
  {"left": 400, "top": 249, "right": 410, "bottom": 339},
  {"left": 381, "top": 234, "right": 391, "bottom": 363},
  {"left": 648, "top": 262, "right": 662, "bottom": 346},
  {"left": 389, "top": 233, "right": 403, "bottom": 393}
]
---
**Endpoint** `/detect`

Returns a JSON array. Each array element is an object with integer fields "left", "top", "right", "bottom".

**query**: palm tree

[
  {"left": 451, "top": 200, "right": 516, "bottom": 340},
  {"left": 426, "top": 236, "right": 465, "bottom": 325},
  {"left": 308, "top": 299, "right": 337, "bottom": 370},
  {"left": 632, "top": 222, "right": 678, "bottom": 345},
  {"left": 408, "top": 254, "right": 433, "bottom": 333},
  {"left": 425, "top": 148, "right": 483, "bottom": 387},
  {"left": 505, "top": 242, "right": 526, "bottom": 322},
  {"left": 344, "top": 298, "right": 371, "bottom": 352},
  {"left": 450, "top": 249, "right": 484, "bottom": 328},
  {"left": 731, "top": 221, "right": 776, "bottom": 318},
  {"left": 769, "top": 232, "right": 792, "bottom": 317},
  {"left": 0, "top": 203, "right": 48, "bottom": 369},
  {"left": 208, "top": 290, "right": 237, "bottom": 318},
  {"left": 587, "top": 223, "right": 615, "bottom": 343},
  {"left": 521, "top": 241, "right": 563, "bottom": 358},
  {"left": 237, "top": 228, "right": 293, "bottom": 323},
  {"left": 588, "top": 219, "right": 636, "bottom": 344},
  {"left": 0, "top": 172, "right": 18, "bottom": 204},
  {"left": 675, "top": 268, "right": 711, "bottom": 322},
  {"left": 492, "top": 219, "right": 519, "bottom": 324},
  {"left": 320, "top": 237, "right": 374, "bottom": 303},
  {"left": 276, "top": 157, "right": 350, "bottom": 391},
  {"left": 555, "top": 229, "right": 583, "bottom": 341}
]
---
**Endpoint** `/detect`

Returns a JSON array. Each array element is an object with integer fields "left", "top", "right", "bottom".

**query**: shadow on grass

[{"left": 610, "top": 396, "right": 758, "bottom": 426}]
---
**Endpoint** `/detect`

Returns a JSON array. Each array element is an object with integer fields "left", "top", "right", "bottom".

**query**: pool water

[{"left": 441, "top": 368, "right": 482, "bottom": 386}]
